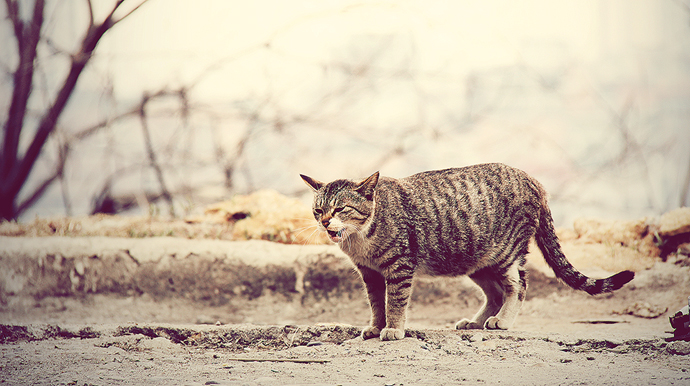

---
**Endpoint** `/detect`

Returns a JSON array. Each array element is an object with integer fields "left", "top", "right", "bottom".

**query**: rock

[
  {"left": 559, "top": 242, "right": 656, "bottom": 274},
  {"left": 194, "top": 189, "right": 329, "bottom": 245},
  {"left": 659, "top": 207, "right": 690, "bottom": 237},
  {"left": 573, "top": 218, "right": 648, "bottom": 246},
  {"left": 666, "top": 341, "right": 690, "bottom": 355},
  {"left": 572, "top": 217, "right": 660, "bottom": 257},
  {"left": 617, "top": 302, "right": 668, "bottom": 319}
]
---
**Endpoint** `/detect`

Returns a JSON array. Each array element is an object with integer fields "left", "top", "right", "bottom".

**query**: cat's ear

[
  {"left": 356, "top": 171, "right": 379, "bottom": 200},
  {"left": 300, "top": 174, "right": 324, "bottom": 192}
]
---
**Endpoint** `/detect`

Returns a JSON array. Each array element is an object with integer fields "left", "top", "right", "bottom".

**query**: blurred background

[{"left": 2, "top": 0, "right": 689, "bottom": 227}]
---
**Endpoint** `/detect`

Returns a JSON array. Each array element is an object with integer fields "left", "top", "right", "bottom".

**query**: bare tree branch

[
  {"left": 86, "top": 0, "right": 95, "bottom": 28},
  {"left": 13, "top": 85, "right": 188, "bottom": 218},
  {"left": 139, "top": 92, "right": 176, "bottom": 217},
  {"left": 15, "top": 143, "right": 67, "bottom": 216},
  {"left": 112, "top": 0, "right": 149, "bottom": 25},
  {"left": 682, "top": 155, "right": 690, "bottom": 207},
  {"left": 1, "top": 0, "right": 44, "bottom": 182}
]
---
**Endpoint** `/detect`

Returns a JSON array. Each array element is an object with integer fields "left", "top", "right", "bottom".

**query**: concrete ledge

[{"left": 0, "top": 237, "right": 361, "bottom": 303}]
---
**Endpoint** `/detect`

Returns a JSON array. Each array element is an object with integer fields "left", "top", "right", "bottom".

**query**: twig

[
  {"left": 225, "top": 357, "right": 330, "bottom": 364},
  {"left": 681, "top": 154, "right": 690, "bottom": 207},
  {"left": 139, "top": 93, "right": 175, "bottom": 217}
]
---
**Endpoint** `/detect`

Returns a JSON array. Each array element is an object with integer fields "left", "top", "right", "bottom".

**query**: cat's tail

[{"left": 535, "top": 206, "right": 634, "bottom": 295}]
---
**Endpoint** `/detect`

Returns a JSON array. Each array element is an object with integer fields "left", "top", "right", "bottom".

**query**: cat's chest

[{"left": 338, "top": 236, "right": 381, "bottom": 268}]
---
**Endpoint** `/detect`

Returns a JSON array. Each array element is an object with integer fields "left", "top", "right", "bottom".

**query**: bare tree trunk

[
  {"left": 0, "top": 0, "right": 44, "bottom": 220},
  {"left": 0, "top": 0, "right": 149, "bottom": 221}
]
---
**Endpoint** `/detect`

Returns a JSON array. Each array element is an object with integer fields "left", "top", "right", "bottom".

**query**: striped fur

[{"left": 301, "top": 163, "right": 634, "bottom": 340}]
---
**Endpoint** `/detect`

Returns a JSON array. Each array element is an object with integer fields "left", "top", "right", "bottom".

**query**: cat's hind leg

[
  {"left": 484, "top": 259, "right": 527, "bottom": 330},
  {"left": 455, "top": 268, "right": 505, "bottom": 330}
]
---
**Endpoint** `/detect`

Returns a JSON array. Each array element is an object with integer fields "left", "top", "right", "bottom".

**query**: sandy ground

[
  {"left": 1, "top": 322, "right": 689, "bottom": 386},
  {"left": 2, "top": 257, "right": 690, "bottom": 386},
  {"left": 1, "top": 209, "right": 690, "bottom": 385}
]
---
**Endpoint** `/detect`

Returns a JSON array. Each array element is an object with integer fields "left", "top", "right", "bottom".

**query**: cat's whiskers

[
  {"left": 291, "top": 223, "right": 316, "bottom": 244},
  {"left": 306, "top": 226, "right": 323, "bottom": 245},
  {"left": 289, "top": 215, "right": 338, "bottom": 245},
  {"left": 292, "top": 222, "right": 325, "bottom": 246}
]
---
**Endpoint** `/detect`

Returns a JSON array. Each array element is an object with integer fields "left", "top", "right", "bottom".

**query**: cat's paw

[
  {"left": 455, "top": 319, "right": 483, "bottom": 330},
  {"left": 361, "top": 326, "right": 381, "bottom": 340},
  {"left": 380, "top": 328, "right": 405, "bottom": 341},
  {"left": 484, "top": 316, "right": 510, "bottom": 330}
]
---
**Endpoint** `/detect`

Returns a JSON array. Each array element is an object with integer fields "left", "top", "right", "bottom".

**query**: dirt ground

[
  {"left": 2, "top": 259, "right": 689, "bottom": 385},
  {"left": 1, "top": 211, "right": 690, "bottom": 385}
]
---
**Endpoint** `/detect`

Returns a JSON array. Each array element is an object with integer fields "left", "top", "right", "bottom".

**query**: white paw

[
  {"left": 484, "top": 316, "right": 509, "bottom": 330},
  {"left": 455, "top": 319, "right": 483, "bottom": 330},
  {"left": 361, "top": 326, "right": 381, "bottom": 340},
  {"left": 380, "top": 328, "right": 405, "bottom": 341}
]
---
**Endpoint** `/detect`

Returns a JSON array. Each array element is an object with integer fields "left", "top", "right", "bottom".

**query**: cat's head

[{"left": 300, "top": 172, "right": 379, "bottom": 243}]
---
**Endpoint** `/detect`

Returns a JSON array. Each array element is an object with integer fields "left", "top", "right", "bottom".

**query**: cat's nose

[{"left": 321, "top": 219, "right": 330, "bottom": 228}]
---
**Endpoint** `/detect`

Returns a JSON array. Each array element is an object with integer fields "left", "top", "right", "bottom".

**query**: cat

[{"left": 300, "top": 163, "right": 634, "bottom": 341}]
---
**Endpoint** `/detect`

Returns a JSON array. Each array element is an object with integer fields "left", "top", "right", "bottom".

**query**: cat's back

[
  {"left": 393, "top": 163, "right": 547, "bottom": 225},
  {"left": 403, "top": 163, "right": 542, "bottom": 196}
]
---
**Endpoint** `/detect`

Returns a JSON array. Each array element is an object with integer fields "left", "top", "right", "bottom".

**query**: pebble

[{"left": 475, "top": 339, "right": 497, "bottom": 350}]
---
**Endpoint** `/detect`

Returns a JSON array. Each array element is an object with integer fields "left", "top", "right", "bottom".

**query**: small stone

[{"left": 476, "top": 339, "right": 497, "bottom": 350}]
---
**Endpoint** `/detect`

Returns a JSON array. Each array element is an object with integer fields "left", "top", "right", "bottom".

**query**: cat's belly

[{"left": 417, "top": 254, "right": 476, "bottom": 277}]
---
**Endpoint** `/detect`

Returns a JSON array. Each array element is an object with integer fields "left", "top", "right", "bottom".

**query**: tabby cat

[{"left": 300, "top": 163, "right": 634, "bottom": 341}]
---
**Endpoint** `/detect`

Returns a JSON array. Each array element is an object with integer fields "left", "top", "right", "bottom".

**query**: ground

[{"left": 1, "top": 213, "right": 690, "bottom": 385}]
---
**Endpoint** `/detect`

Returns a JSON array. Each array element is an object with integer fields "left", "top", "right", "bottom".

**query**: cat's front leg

[
  {"left": 380, "top": 269, "right": 415, "bottom": 341},
  {"left": 357, "top": 265, "right": 387, "bottom": 339}
]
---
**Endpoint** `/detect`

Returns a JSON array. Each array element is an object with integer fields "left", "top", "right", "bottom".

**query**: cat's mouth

[{"left": 327, "top": 229, "right": 343, "bottom": 242}]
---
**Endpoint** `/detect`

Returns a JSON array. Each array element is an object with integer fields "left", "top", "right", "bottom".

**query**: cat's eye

[
  {"left": 314, "top": 208, "right": 323, "bottom": 215},
  {"left": 333, "top": 206, "right": 346, "bottom": 214}
]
